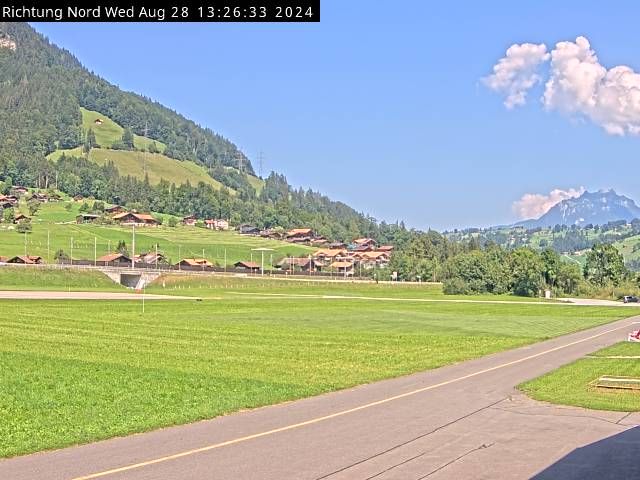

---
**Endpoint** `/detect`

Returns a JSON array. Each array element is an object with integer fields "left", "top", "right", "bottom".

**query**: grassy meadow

[
  {"left": 0, "top": 201, "right": 312, "bottom": 266},
  {"left": 47, "top": 108, "right": 264, "bottom": 191},
  {"left": 520, "top": 342, "right": 640, "bottom": 412},
  {"left": 0, "top": 293, "right": 633, "bottom": 457}
]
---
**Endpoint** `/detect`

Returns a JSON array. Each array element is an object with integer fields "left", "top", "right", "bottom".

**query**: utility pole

[
  {"left": 224, "top": 248, "right": 227, "bottom": 273},
  {"left": 94, "top": 237, "right": 97, "bottom": 267},
  {"left": 70, "top": 237, "right": 73, "bottom": 266},
  {"left": 131, "top": 224, "right": 136, "bottom": 269},
  {"left": 47, "top": 229, "right": 50, "bottom": 263},
  {"left": 23, "top": 231, "right": 27, "bottom": 256}
]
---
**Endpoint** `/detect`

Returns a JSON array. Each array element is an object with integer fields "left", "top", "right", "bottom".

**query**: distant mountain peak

[{"left": 515, "top": 190, "right": 640, "bottom": 228}]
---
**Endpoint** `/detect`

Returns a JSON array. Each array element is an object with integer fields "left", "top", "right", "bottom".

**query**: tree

[
  {"left": 84, "top": 128, "right": 97, "bottom": 153},
  {"left": 116, "top": 240, "right": 128, "bottom": 256},
  {"left": 510, "top": 248, "right": 543, "bottom": 297},
  {"left": 28, "top": 199, "right": 40, "bottom": 216},
  {"left": 148, "top": 141, "right": 159, "bottom": 154},
  {"left": 54, "top": 249, "right": 70, "bottom": 263},
  {"left": 167, "top": 217, "right": 178, "bottom": 227},
  {"left": 121, "top": 128, "right": 135, "bottom": 150},
  {"left": 584, "top": 244, "right": 627, "bottom": 287},
  {"left": 3, "top": 208, "right": 15, "bottom": 224},
  {"left": 16, "top": 220, "right": 32, "bottom": 234}
]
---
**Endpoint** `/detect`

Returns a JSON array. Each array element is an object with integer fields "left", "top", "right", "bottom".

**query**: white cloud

[
  {"left": 512, "top": 187, "right": 585, "bottom": 220},
  {"left": 485, "top": 36, "right": 640, "bottom": 136},
  {"left": 482, "top": 42, "right": 549, "bottom": 108}
]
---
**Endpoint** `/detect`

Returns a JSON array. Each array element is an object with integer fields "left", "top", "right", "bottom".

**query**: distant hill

[
  {"left": 0, "top": 22, "right": 388, "bottom": 243},
  {"left": 516, "top": 190, "right": 640, "bottom": 228}
]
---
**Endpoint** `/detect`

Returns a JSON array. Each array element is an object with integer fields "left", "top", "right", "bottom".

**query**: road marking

[{"left": 71, "top": 321, "right": 635, "bottom": 480}]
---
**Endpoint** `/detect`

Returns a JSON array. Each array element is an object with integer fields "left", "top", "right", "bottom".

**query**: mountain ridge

[{"left": 515, "top": 189, "right": 640, "bottom": 228}]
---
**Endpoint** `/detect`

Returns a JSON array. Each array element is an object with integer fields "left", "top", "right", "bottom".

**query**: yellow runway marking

[{"left": 71, "top": 321, "right": 635, "bottom": 480}]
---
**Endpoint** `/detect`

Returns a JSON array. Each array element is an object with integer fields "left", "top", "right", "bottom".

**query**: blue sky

[{"left": 33, "top": 1, "right": 640, "bottom": 230}]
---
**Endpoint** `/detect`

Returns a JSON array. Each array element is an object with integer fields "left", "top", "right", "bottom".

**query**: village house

[
  {"left": 136, "top": 252, "right": 166, "bottom": 265},
  {"left": 182, "top": 215, "right": 197, "bottom": 226},
  {"left": 205, "top": 219, "right": 229, "bottom": 231},
  {"left": 105, "top": 205, "right": 125, "bottom": 215},
  {"left": 377, "top": 245, "right": 394, "bottom": 253},
  {"left": 234, "top": 261, "right": 260, "bottom": 273},
  {"left": 352, "top": 238, "right": 378, "bottom": 249},
  {"left": 327, "top": 241, "right": 347, "bottom": 249},
  {"left": 359, "top": 251, "right": 390, "bottom": 268},
  {"left": 112, "top": 212, "right": 159, "bottom": 227},
  {"left": 11, "top": 186, "right": 28, "bottom": 196},
  {"left": 286, "top": 228, "right": 315, "bottom": 243},
  {"left": 276, "top": 257, "right": 320, "bottom": 272},
  {"left": 175, "top": 258, "right": 214, "bottom": 269},
  {"left": 238, "top": 224, "right": 260, "bottom": 235},
  {"left": 76, "top": 213, "right": 100, "bottom": 224},
  {"left": 13, "top": 213, "right": 29, "bottom": 224},
  {"left": 312, "top": 248, "right": 348, "bottom": 264},
  {"left": 5, "top": 255, "right": 43, "bottom": 265},
  {"left": 0, "top": 195, "right": 18, "bottom": 206},
  {"left": 73, "top": 194, "right": 84, "bottom": 202},
  {"left": 0, "top": 200, "right": 13, "bottom": 210},
  {"left": 94, "top": 118, "right": 104, "bottom": 125},
  {"left": 97, "top": 253, "right": 132, "bottom": 266},
  {"left": 330, "top": 261, "right": 354, "bottom": 276}
]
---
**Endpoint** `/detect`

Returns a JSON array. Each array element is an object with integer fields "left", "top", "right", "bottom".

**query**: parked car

[{"left": 623, "top": 295, "right": 639, "bottom": 304}]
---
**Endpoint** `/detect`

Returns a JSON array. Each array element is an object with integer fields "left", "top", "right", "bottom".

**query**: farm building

[
  {"left": 6, "top": 255, "right": 43, "bottom": 265},
  {"left": 176, "top": 258, "right": 214, "bottom": 269},
  {"left": 276, "top": 257, "right": 320, "bottom": 272},
  {"left": 238, "top": 224, "right": 260, "bottom": 235},
  {"left": 353, "top": 238, "right": 377, "bottom": 248},
  {"left": 182, "top": 215, "right": 197, "bottom": 226},
  {"left": 313, "top": 248, "right": 348, "bottom": 262},
  {"left": 11, "top": 186, "right": 28, "bottom": 196},
  {"left": 327, "top": 241, "right": 347, "bottom": 249},
  {"left": 286, "top": 228, "right": 315, "bottom": 243},
  {"left": 113, "top": 212, "right": 159, "bottom": 226},
  {"left": 76, "top": 214, "right": 100, "bottom": 224},
  {"left": 13, "top": 213, "right": 29, "bottom": 224},
  {"left": 330, "top": 261, "right": 354, "bottom": 276},
  {"left": 234, "top": 261, "right": 260, "bottom": 272},
  {"left": 105, "top": 205, "right": 125, "bottom": 215},
  {"left": 205, "top": 219, "right": 229, "bottom": 230},
  {"left": 97, "top": 253, "right": 132, "bottom": 266},
  {"left": 136, "top": 252, "right": 166, "bottom": 265},
  {"left": 377, "top": 245, "right": 394, "bottom": 252}
]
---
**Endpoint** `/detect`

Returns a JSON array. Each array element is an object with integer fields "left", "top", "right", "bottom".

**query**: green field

[
  {"left": 0, "top": 267, "right": 123, "bottom": 292},
  {"left": 0, "top": 294, "right": 633, "bottom": 458},
  {"left": 79, "top": 108, "right": 168, "bottom": 152},
  {"left": 49, "top": 147, "right": 225, "bottom": 189},
  {"left": 147, "top": 274, "right": 554, "bottom": 303},
  {"left": 0, "top": 201, "right": 312, "bottom": 266},
  {"left": 520, "top": 342, "right": 640, "bottom": 412}
]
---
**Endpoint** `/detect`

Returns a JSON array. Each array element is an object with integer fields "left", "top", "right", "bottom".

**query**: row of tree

[{"left": 387, "top": 229, "right": 634, "bottom": 297}]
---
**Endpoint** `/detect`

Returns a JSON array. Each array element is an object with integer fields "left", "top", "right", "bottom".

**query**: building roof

[
  {"left": 178, "top": 258, "right": 212, "bottom": 266},
  {"left": 235, "top": 261, "right": 260, "bottom": 269},
  {"left": 377, "top": 245, "right": 394, "bottom": 251},
  {"left": 331, "top": 261, "right": 353, "bottom": 268},
  {"left": 354, "top": 238, "right": 376, "bottom": 244},
  {"left": 98, "top": 253, "right": 130, "bottom": 262},
  {"left": 287, "top": 228, "right": 313, "bottom": 236},
  {"left": 113, "top": 212, "right": 157, "bottom": 222},
  {"left": 362, "top": 251, "right": 390, "bottom": 259},
  {"left": 9, "top": 255, "right": 42, "bottom": 264},
  {"left": 313, "top": 248, "right": 347, "bottom": 257}
]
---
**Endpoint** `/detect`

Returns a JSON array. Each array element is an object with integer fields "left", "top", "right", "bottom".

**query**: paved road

[
  {"left": 2, "top": 316, "right": 640, "bottom": 480},
  {"left": 0, "top": 291, "right": 197, "bottom": 300}
]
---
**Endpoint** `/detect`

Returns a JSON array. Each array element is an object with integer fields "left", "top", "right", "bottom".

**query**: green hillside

[
  {"left": 0, "top": 200, "right": 312, "bottom": 266},
  {"left": 47, "top": 109, "right": 227, "bottom": 189},
  {"left": 80, "top": 108, "right": 167, "bottom": 152}
]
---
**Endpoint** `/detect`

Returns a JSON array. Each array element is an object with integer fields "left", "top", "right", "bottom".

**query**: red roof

[
  {"left": 98, "top": 253, "right": 129, "bottom": 262},
  {"left": 235, "top": 261, "right": 260, "bottom": 269}
]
